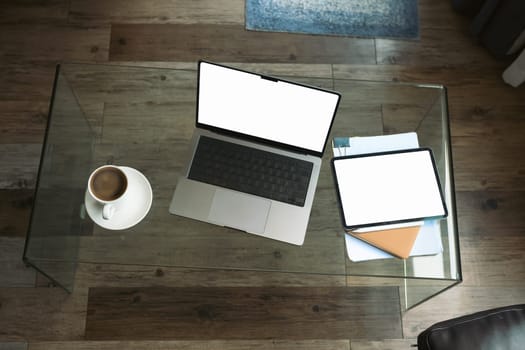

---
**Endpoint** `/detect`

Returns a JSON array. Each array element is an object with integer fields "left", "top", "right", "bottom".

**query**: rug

[{"left": 245, "top": 0, "right": 419, "bottom": 39}]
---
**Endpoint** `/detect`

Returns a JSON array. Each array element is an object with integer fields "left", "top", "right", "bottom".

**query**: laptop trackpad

[{"left": 208, "top": 189, "right": 271, "bottom": 233}]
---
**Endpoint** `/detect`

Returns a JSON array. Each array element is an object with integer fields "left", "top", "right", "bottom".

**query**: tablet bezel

[{"left": 331, "top": 148, "right": 448, "bottom": 231}]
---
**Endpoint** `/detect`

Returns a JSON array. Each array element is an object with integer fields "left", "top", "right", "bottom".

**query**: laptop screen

[{"left": 196, "top": 61, "right": 340, "bottom": 155}]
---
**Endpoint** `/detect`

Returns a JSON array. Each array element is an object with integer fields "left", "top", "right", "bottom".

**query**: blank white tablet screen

[{"left": 333, "top": 149, "right": 446, "bottom": 228}]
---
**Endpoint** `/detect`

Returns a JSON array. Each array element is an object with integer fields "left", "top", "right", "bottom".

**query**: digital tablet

[{"left": 331, "top": 148, "right": 447, "bottom": 230}]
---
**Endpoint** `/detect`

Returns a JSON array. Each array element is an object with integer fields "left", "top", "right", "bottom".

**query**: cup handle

[{"left": 102, "top": 204, "right": 116, "bottom": 220}]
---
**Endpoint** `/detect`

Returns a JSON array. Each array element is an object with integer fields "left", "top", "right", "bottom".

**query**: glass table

[{"left": 23, "top": 63, "right": 461, "bottom": 310}]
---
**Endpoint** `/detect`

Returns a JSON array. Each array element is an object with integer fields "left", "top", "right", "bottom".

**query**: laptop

[{"left": 169, "top": 61, "right": 341, "bottom": 245}]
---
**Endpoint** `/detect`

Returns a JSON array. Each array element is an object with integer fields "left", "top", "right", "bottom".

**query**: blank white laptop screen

[
  {"left": 332, "top": 149, "right": 447, "bottom": 229},
  {"left": 197, "top": 61, "right": 340, "bottom": 154}
]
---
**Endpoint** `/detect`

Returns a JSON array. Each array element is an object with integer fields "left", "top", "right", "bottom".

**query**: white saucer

[{"left": 85, "top": 166, "right": 153, "bottom": 230}]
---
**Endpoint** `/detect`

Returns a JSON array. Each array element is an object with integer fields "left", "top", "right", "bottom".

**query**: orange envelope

[{"left": 347, "top": 225, "right": 421, "bottom": 259}]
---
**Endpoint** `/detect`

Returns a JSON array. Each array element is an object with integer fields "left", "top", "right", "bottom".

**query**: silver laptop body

[{"left": 169, "top": 61, "right": 340, "bottom": 245}]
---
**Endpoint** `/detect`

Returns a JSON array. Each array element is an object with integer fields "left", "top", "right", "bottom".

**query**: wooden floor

[{"left": 1, "top": 0, "right": 525, "bottom": 349}]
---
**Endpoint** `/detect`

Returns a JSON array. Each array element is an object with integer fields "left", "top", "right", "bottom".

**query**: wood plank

[
  {"left": 456, "top": 191, "right": 525, "bottom": 287},
  {"left": 0, "top": 343, "right": 27, "bottom": 350},
  {"left": 375, "top": 29, "right": 501, "bottom": 67},
  {"left": 0, "top": 62, "right": 57, "bottom": 102},
  {"left": 452, "top": 146, "right": 525, "bottom": 191},
  {"left": 456, "top": 191, "right": 525, "bottom": 238},
  {"left": 109, "top": 24, "right": 376, "bottom": 63},
  {"left": 0, "top": 0, "right": 68, "bottom": 24},
  {"left": 0, "top": 286, "right": 87, "bottom": 341},
  {"left": 0, "top": 144, "right": 42, "bottom": 190},
  {"left": 0, "top": 101, "right": 49, "bottom": 144},
  {"left": 69, "top": 0, "right": 244, "bottom": 25},
  {"left": 350, "top": 339, "right": 416, "bottom": 350},
  {"left": 332, "top": 63, "right": 512, "bottom": 86},
  {"left": 0, "top": 23, "right": 110, "bottom": 63},
  {"left": 85, "top": 286, "right": 402, "bottom": 340},
  {"left": 451, "top": 105, "right": 525, "bottom": 145},
  {"left": 0, "top": 262, "right": 347, "bottom": 341},
  {"left": 415, "top": 0, "right": 467, "bottom": 30},
  {"left": 459, "top": 234, "right": 525, "bottom": 287},
  {"left": 452, "top": 128, "right": 525, "bottom": 190},
  {"left": 342, "top": 65, "right": 523, "bottom": 104},
  {"left": 103, "top": 62, "right": 335, "bottom": 78},
  {"left": 28, "top": 340, "right": 349, "bottom": 350},
  {"left": 0, "top": 237, "right": 36, "bottom": 287},
  {"left": 73, "top": 263, "right": 347, "bottom": 289},
  {"left": 0, "top": 190, "right": 33, "bottom": 237},
  {"left": 449, "top": 102, "right": 525, "bottom": 192}
]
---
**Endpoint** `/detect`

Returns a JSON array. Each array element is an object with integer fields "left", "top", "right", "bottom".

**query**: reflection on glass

[{"left": 23, "top": 67, "right": 93, "bottom": 292}]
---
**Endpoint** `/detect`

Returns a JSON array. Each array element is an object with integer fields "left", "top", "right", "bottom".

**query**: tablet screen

[{"left": 332, "top": 148, "right": 447, "bottom": 229}]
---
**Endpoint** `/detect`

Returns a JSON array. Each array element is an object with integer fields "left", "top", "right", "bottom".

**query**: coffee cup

[{"left": 87, "top": 165, "right": 128, "bottom": 220}]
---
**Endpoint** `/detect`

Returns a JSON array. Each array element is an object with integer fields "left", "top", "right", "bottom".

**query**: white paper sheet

[{"left": 333, "top": 132, "right": 420, "bottom": 157}]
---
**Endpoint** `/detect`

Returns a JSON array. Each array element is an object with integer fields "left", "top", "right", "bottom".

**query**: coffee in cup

[{"left": 87, "top": 165, "right": 128, "bottom": 220}]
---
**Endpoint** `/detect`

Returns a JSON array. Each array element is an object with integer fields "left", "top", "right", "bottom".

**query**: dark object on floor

[
  {"left": 452, "top": 0, "right": 525, "bottom": 56},
  {"left": 417, "top": 304, "right": 525, "bottom": 350}
]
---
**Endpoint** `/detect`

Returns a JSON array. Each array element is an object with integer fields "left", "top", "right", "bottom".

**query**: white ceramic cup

[{"left": 87, "top": 165, "right": 128, "bottom": 220}]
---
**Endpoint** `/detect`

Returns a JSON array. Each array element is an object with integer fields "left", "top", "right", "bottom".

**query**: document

[{"left": 345, "top": 219, "right": 443, "bottom": 262}]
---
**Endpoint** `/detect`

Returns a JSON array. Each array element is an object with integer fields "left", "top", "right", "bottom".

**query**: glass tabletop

[{"left": 24, "top": 63, "right": 461, "bottom": 308}]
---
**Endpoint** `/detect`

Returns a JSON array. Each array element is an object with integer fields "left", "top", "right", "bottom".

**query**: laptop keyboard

[{"left": 188, "top": 136, "right": 314, "bottom": 207}]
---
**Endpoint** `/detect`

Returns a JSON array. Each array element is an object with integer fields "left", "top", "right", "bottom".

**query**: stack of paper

[{"left": 332, "top": 132, "right": 444, "bottom": 262}]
